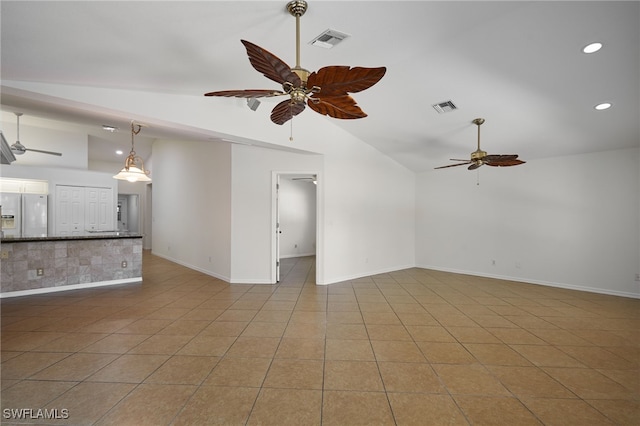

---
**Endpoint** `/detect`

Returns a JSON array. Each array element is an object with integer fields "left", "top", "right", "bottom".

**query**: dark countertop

[{"left": 1, "top": 232, "right": 143, "bottom": 243}]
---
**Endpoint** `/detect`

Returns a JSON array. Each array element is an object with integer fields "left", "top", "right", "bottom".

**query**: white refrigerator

[{"left": 1, "top": 193, "right": 48, "bottom": 237}]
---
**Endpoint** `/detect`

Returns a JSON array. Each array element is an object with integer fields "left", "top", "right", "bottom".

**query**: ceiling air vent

[
  {"left": 310, "top": 29, "right": 350, "bottom": 49},
  {"left": 432, "top": 100, "right": 458, "bottom": 114}
]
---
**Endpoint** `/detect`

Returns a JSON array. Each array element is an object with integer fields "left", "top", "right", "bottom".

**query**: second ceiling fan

[
  {"left": 435, "top": 118, "right": 525, "bottom": 170},
  {"left": 11, "top": 113, "right": 62, "bottom": 157},
  {"left": 204, "top": 0, "right": 386, "bottom": 125}
]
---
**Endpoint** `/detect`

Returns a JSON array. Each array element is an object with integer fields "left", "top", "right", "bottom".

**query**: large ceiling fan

[
  {"left": 11, "top": 113, "right": 62, "bottom": 157},
  {"left": 435, "top": 118, "right": 525, "bottom": 170},
  {"left": 204, "top": 0, "right": 386, "bottom": 125}
]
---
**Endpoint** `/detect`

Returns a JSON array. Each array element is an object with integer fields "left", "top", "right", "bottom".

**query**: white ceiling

[{"left": 1, "top": 1, "right": 638, "bottom": 172}]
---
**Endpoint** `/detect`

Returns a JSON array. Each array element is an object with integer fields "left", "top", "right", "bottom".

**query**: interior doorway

[
  {"left": 272, "top": 172, "right": 319, "bottom": 283},
  {"left": 117, "top": 194, "right": 139, "bottom": 232}
]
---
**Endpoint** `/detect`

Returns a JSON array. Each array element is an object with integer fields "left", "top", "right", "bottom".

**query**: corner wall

[
  {"left": 151, "top": 139, "right": 232, "bottom": 281},
  {"left": 416, "top": 147, "right": 640, "bottom": 298}
]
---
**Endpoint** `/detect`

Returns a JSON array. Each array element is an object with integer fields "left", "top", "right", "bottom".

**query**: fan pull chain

[
  {"left": 290, "top": 118, "right": 294, "bottom": 141},
  {"left": 289, "top": 104, "right": 294, "bottom": 141},
  {"left": 477, "top": 170, "right": 480, "bottom": 186}
]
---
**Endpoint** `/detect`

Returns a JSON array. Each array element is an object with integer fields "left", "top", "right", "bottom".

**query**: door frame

[{"left": 271, "top": 171, "right": 322, "bottom": 284}]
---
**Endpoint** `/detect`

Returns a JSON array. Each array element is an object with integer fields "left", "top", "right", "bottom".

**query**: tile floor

[{"left": 1, "top": 252, "right": 638, "bottom": 425}]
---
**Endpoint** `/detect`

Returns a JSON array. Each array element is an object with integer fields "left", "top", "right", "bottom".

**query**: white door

[
  {"left": 85, "top": 187, "right": 99, "bottom": 232},
  {"left": 56, "top": 185, "right": 84, "bottom": 235},
  {"left": 96, "top": 188, "right": 113, "bottom": 231}
]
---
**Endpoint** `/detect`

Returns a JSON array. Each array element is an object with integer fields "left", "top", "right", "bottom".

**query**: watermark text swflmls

[{"left": 3, "top": 408, "right": 69, "bottom": 420}]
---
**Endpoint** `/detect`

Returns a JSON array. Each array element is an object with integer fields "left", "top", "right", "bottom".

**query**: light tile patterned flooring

[{"left": 1, "top": 252, "right": 638, "bottom": 425}]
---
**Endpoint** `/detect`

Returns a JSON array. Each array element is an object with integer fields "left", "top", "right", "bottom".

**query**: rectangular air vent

[
  {"left": 310, "top": 29, "right": 350, "bottom": 49},
  {"left": 432, "top": 100, "right": 458, "bottom": 114}
]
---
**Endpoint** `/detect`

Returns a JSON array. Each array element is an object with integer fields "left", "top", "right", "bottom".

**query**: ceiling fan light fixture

[
  {"left": 582, "top": 42, "right": 603, "bottom": 54},
  {"left": 113, "top": 121, "right": 151, "bottom": 183}
]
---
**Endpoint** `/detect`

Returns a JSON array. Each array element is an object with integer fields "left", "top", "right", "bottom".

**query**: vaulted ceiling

[{"left": 1, "top": 1, "right": 638, "bottom": 172}]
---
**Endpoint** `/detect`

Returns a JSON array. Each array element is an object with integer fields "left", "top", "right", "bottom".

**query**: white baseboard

[
  {"left": 280, "top": 253, "right": 316, "bottom": 259},
  {"left": 152, "top": 252, "right": 231, "bottom": 283},
  {"left": 416, "top": 264, "right": 640, "bottom": 300},
  {"left": 0, "top": 278, "right": 142, "bottom": 298},
  {"left": 317, "top": 264, "right": 415, "bottom": 286}
]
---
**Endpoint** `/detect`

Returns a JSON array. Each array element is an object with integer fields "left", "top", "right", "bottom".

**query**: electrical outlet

[
  {"left": 121, "top": 261, "right": 127, "bottom": 268},
  {"left": 36, "top": 268, "right": 44, "bottom": 276},
  {"left": 635, "top": 273, "right": 640, "bottom": 282},
  {"left": 491, "top": 260, "right": 496, "bottom": 266},
  {"left": 0, "top": 250, "right": 9, "bottom": 259}
]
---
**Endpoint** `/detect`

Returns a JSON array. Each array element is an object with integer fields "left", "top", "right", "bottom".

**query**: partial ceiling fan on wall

[
  {"left": 11, "top": 112, "right": 62, "bottom": 157},
  {"left": 435, "top": 118, "right": 524, "bottom": 170},
  {"left": 204, "top": 0, "right": 386, "bottom": 126},
  {"left": 292, "top": 175, "right": 317, "bottom": 184}
]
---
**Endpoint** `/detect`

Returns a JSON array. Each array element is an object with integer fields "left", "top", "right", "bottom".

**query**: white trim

[
  {"left": 0, "top": 277, "right": 142, "bottom": 298},
  {"left": 271, "top": 170, "right": 322, "bottom": 285},
  {"left": 229, "top": 278, "right": 274, "bottom": 285},
  {"left": 280, "top": 253, "right": 316, "bottom": 259},
  {"left": 152, "top": 252, "right": 231, "bottom": 283},
  {"left": 417, "top": 264, "right": 640, "bottom": 300},
  {"left": 316, "top": 264, "right": 416, "bottom": 286}
]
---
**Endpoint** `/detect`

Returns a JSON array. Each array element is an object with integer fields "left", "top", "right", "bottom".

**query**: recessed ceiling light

[
  {"left": 116, "top": 150, "right": 124, "bottom": 155},
  {"left": 594, "top": 102, "right": 612, "bottom": 110},
  {"left": 582, "top": 42, "right": 602, "bottom": 54}
]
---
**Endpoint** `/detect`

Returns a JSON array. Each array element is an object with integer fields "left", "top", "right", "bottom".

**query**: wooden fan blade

[
  {"left": 484, "top": 154, "right": 525, "bottom": 167},
  {"left": 434, "top": 162, "right": 472, "bottom": 169},
  {"left": 484, "top": 154, "right": 519, "bottom": 162},
  {"left": 204, "top": 89, "right": 285, "bottom": 98},
  {"left": 485, "top": 158, "right": 526, "bottom": 167},
  {"left": 241, "top": 40, "right": 301, "bottom": 87},
  {"left": 468, "top": 163, "right": 483, "bottom": 170},
  {"left": 307, "top": 66, "right": 386, "bottom": 97},
  {"left": 307, "top": 95, "right": 367, "bottom": 120},
  {"left": 270, "top": 99, "right": 306, "bottom": 125}
]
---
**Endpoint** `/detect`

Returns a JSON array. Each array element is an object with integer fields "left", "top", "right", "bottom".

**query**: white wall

[
  {"left": 229, "top": 117, "right": 416, "bottom": 285},
  {"left": 279, "top": 177, "right": 316, "bottom": 258},
  {"left": 416, "top": 147, "right": 640, "bottom": 298},
  {"left": 230, "top": 145, "right": 323, "bottom": 283},
  {"left": 151, "top": 139, "right": 232, "bottom": 281}
]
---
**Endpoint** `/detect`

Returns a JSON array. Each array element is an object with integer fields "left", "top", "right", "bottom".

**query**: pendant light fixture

[{"left": 113, "top": 121, "right": 151, "bottom": 182}]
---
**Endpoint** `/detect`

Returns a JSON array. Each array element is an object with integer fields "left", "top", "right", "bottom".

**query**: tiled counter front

[{"left": 0, "top": 236, "right": 142, "bottom": 297}]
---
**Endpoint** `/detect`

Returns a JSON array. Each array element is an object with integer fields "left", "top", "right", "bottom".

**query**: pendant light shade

[{"left": 114, "top": 121, "right": 151, "bottom": 182}]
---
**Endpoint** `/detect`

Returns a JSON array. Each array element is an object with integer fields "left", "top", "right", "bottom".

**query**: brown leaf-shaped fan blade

[
  {"left": 307, "top": 66, "right": 386, "bottom": 97},
  {"left": 434, "top": 162, "right": 472, "bottom": 169},
  {"left": 204, "top": 89, "right": 285, "bottom": 98},
  {"left": 484, "top": 154, "right": 519, "bottom": 162},
  {"left": 241, "top": 40, "right": 301, "bottom": 87},
  {"left": 307, "top": 95, "right": 367, "bottom": 120},
  {"left": 468, "top": 163, "right": 483, "bottom": 170},
  {"left": 484, "top": 155, "right": 525, "bottom": 167},
  {"left": 270, "top": 99, "right": 306, "bottom": 125}
]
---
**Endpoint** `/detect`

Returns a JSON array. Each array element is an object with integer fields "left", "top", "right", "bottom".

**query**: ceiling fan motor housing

[{"left": 287, "top": 0, "right": 308, "bottom": 17}]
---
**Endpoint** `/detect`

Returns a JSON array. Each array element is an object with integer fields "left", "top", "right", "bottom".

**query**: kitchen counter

[
  {"left": 1, "top": 233, "right": 143, "bottom": 297},
  {"left": 1, "top": 232, "right": 142, "bottom": 243}
]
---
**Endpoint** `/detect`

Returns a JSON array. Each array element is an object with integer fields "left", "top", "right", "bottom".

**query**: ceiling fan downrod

[{"left": 287, "top": 0, "right": 309, "bottom": 83}]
